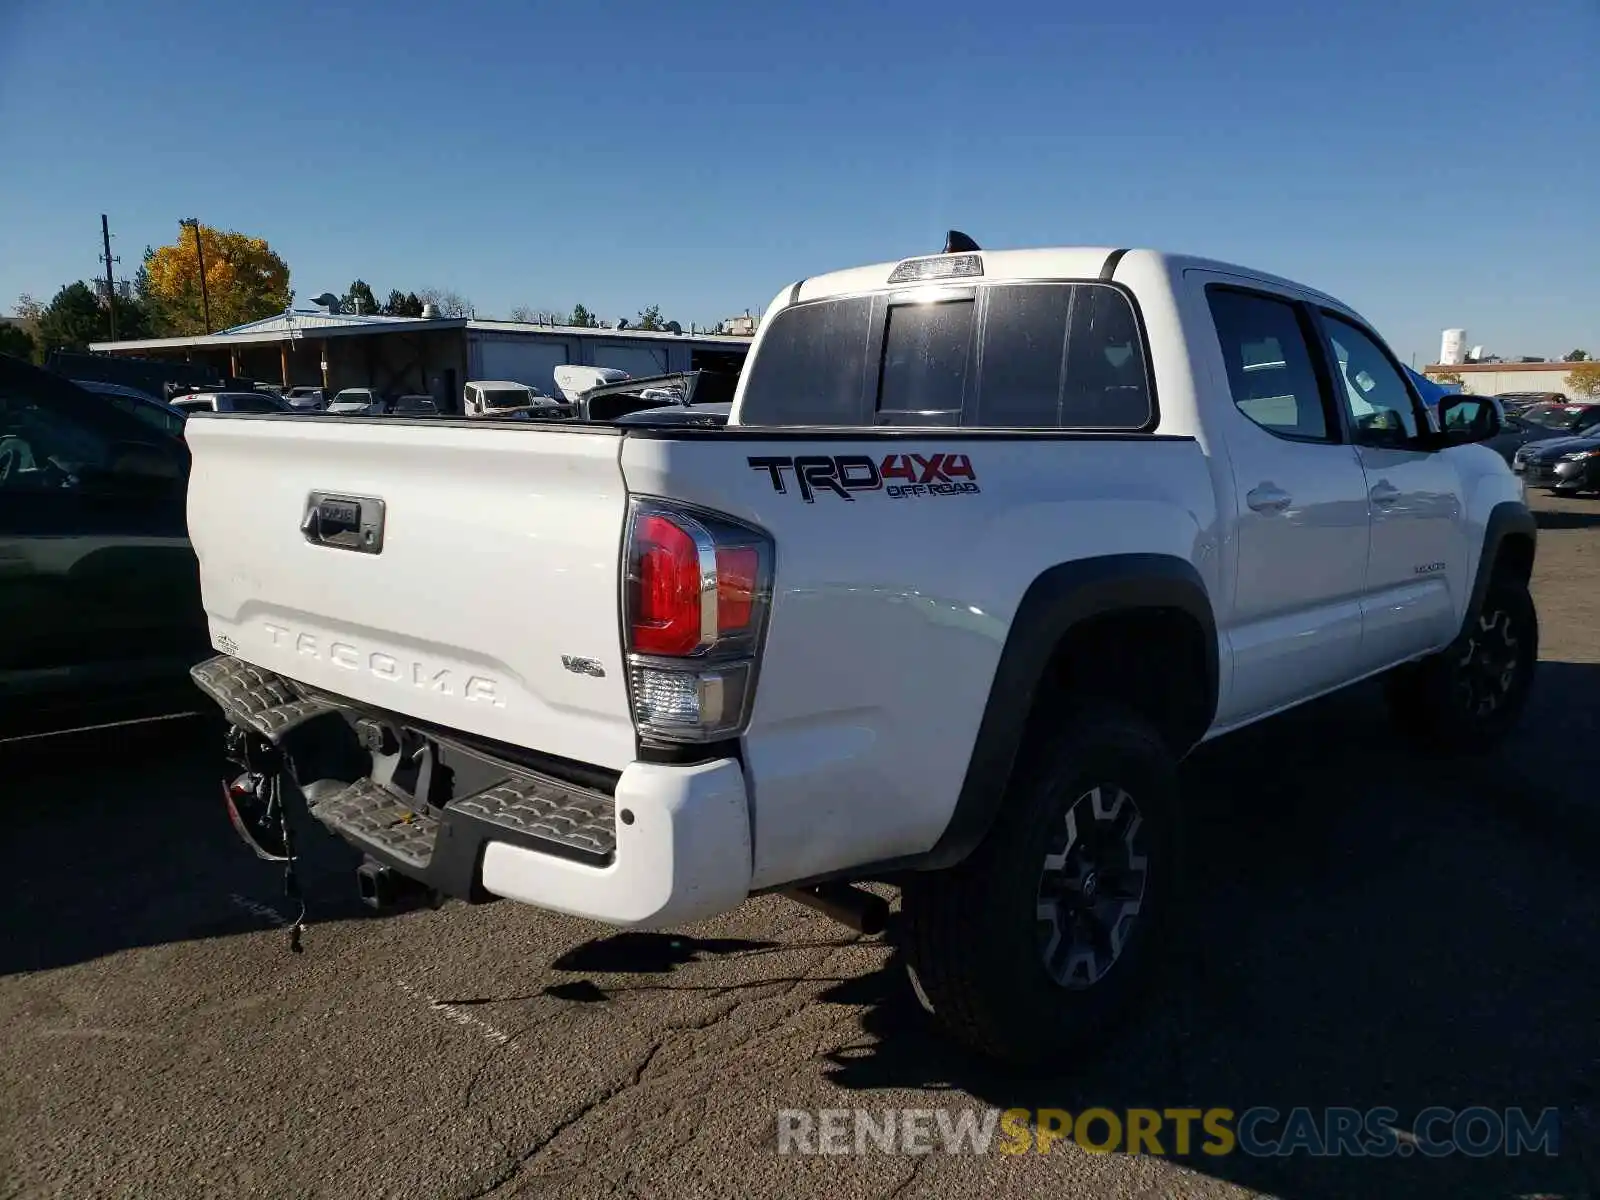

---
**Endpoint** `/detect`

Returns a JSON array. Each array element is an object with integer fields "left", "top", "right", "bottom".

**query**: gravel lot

[{"left": 3, "top": 493, "right": 1598, "bottom": 1200}]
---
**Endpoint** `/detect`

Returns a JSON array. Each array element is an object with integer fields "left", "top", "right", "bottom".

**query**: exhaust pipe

[{"left": 783, "top": 882, "right": 890, "bottom": 935}]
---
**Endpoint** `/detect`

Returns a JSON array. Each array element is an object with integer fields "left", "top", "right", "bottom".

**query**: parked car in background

[
  {"left": 327, "top": 388, "right": 388, "bottom": 415},
  {"left": 171, "top": 391, "right": 293, "bottom": 415},
  {"left": 1, "top": 353, "right": 210, "bottom": 742},
  {"left": 462, "top": 380, "right": 559, "bottom": 418},
  {"left": 73, "top": 379, "right": 188, "bottom": 438},
  {"left": 390, "top": 394, "right": 439, "bottom": 415},
  {"left": 1497, "top": 391, "right": 1566, "bottom": 420},
  {"left": 1514, "top": 431, "right": 1600, "bottom": 495},
  {"left": 283, "top": 387, "right": 327, "bottom": 411},
  {"left": 1483, "top": 400, "right": 1600, "bottom": 463}
]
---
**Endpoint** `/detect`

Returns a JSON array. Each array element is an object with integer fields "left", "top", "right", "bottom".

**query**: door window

[
  {"left": 1206, "top": 287, "right": 1333, "bottom": 441},
  {"left": 1, "top": 386, "right": 116, "bottom": 492},
  {"left": 0, "top": 363, "right": 176, "bottom": 495},
  {"left": 1319, "top": 314, "right": 1424, "bottom": 448},
  {"left": 106, "top": 395, "right": 185, "bottom": 437}
]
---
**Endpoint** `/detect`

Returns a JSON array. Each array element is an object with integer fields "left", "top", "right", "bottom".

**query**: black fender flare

[
  {"left": 1461, "top": 500, "right": 1536, "bottom": 637},
  {"left": 921, "top": 553, "right": 1219, "bottom": 871}
]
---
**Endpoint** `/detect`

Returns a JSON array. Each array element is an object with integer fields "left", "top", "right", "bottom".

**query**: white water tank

[
  {"left": 1440, "top": 329, "right": 1467, "bottom": 365},
  {"left": 421, "top": 303, "right": 439, "bottom": 319}
]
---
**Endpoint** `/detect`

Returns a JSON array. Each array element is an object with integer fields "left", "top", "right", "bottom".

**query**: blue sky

[{"left": 1, "top": 0, "right": 1594, "bottom": 364}]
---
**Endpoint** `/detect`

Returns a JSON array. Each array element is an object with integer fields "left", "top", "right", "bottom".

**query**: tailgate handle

[{"left": 302, "top": 492, "right": 385, "bottom": 554}]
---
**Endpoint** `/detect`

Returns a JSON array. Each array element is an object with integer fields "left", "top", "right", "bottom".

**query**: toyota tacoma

[{"left": 183, "top": 235, "right": 1537, "bottom": 1067}]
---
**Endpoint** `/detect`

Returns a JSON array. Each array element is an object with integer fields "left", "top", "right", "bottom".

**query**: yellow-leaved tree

[
  {"left": 1565, "top": 361, "right": 1600, "bottom": 400},
  {"left": 144, "top": 222, "right": 291, "bottom": 335}
]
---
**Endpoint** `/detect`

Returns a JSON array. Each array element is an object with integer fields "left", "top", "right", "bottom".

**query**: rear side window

[
  {"left": 973, "top": 284, "right": 1152, "bottom": 429},
  {"left": 1062, "top": 285, "right": 1152, "bottom": 429},
  {"left": 1206, "top": 288, "right": 1332, "bottom": 441},
  {"left": 736, "top": 296, "right": 873, "bottom": 425}
]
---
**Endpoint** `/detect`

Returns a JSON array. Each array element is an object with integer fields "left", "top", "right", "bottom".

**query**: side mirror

[{"left": 1433, "top": 396, "right": 1502, "bottom": 446}]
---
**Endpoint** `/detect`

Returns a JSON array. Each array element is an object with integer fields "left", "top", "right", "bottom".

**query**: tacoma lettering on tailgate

[{"left": 261, "top": 622, "right": 505, "bottom": 706}]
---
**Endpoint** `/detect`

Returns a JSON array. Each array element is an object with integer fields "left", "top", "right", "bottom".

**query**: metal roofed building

[{"left": 88, "top": 310, "right": 751, "bottom": 412}]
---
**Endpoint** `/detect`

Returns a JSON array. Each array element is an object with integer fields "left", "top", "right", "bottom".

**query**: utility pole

[
  {"left": 183, "top": 218, "right": 213, "bottom": 333},
  {"left": 99, "top": 214, "right": 121, "bottom": 340}
]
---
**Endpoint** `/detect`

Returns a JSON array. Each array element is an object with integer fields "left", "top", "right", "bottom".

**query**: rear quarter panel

[{"left": 621, "top": 432, "right": 1219, "bottom": 889}]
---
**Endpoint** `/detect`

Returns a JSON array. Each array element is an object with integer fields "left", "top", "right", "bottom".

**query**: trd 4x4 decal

[{"left": 748, "top": 453, "right": 980, "bottom": 503}]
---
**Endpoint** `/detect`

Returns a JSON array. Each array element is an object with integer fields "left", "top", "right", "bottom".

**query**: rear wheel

[
  {"left": 1384, "top": 577, "right": 1538, "bottom": 753},
  {"left": 900, "top": 708, "right": 1179, "bottom": 1070}
]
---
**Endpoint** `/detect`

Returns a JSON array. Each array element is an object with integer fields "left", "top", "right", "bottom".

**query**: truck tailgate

[{"left": 184, "top": 415, "right": 637, "bottom": 770}]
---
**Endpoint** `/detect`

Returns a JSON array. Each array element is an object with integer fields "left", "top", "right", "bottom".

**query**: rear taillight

[{"left": 624, "top": 500, "right": 773, "bottom": 743}]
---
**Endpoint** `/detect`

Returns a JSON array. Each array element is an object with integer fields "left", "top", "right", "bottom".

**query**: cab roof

[{"left": 780, "top": 245, "right": 1350, "bottom": 315}]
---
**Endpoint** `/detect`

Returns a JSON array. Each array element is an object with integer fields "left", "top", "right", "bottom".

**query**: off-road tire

[
  {"left": 1383, "top": 576, "right": 1538, "bottom": 754},
  {"left": 900, "top": 707, "right": 1179, "bottom": 1071}
]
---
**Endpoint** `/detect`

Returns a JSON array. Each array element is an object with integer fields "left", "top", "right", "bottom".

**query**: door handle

[
  {"left": 1370, "top": 482, "right": 1402, "bottom": 507},
  {"left": 1246, "top": 484, "right": 1292, "bottom": 513}
]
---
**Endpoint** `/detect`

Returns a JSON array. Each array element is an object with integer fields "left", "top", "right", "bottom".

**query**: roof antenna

[{"left": 943, "top": 230, "right": 980, "bottom": 253}]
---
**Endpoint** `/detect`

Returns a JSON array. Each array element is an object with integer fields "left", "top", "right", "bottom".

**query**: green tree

[
  {"left": 0, "top": 321, "right": 36, "bottom": 362},
  {"left": 569, "top": 303, "right": 598, "bottom": 328},
  {"left": 343, "top": 279, "right": 380, "bottom": 316},
  {"left": 105, "top": 290, "right": 155, "bottom": 340},
  {"left": 635, "top": 304, "right": 666, "bottom": 331},
  {"left": 383, "top": 289, "right": 424, "bottom": 318},
  {"left": 35, "top": 282, "right": 109, "bottom": 353},
  {"left": 1565, "top": 349, "right": 1589, "bottom": 362},
  {"left": 132, "top": 247, "right": 175, "bottom": 336}
]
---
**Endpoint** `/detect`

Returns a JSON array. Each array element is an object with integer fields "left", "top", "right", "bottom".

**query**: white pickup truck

[{"left": 185, "top": 236, "right": 1536, "bottom": 1067}]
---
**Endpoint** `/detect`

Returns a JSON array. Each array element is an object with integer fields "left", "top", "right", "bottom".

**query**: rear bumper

[
  {"left": 480, "top": 758, "right": 752, "bottom": 927},
  {"left": 190, "top": 654, "right": 752, "bottom": 928}
]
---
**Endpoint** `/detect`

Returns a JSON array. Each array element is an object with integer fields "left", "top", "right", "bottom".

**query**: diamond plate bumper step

[
  {"left": 191, "top": 655, "right": 339, "bottom": 743},
  {"left": 192, "top": 655, "right": 618, "bottom": 892},
  {"left": 453, "top": 775, "right": 616, "bottom": 862},
  {"left": 311, "top": 778, "right": 441, "bottom": 871}
]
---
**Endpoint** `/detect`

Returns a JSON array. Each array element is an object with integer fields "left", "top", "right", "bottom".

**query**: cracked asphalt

[{"left": 2, "top": 492, "right": 1598, "bottom": 1200}]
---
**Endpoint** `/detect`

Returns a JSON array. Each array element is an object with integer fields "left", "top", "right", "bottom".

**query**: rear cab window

[
  {"left": 736, "top": 283, "right": 1153, "bottom": 430},
  {"left": 232, "top": 395, "right": 286, "bottom": 414}
]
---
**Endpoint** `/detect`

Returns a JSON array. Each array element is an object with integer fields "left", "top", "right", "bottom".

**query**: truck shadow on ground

[
  {"left": 1534, "top": 506, "right": 1600, "bottom": 531},
  {"left": 817, "top": 662, "right": 1600, "bottom": 1200},
  {"left": 0, "top": 719, "right": 379, "bottom": 976}
]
